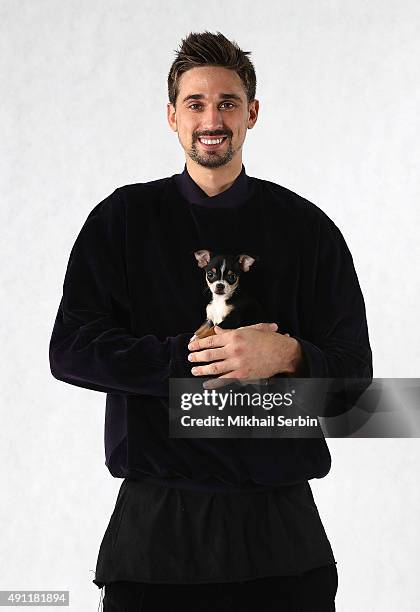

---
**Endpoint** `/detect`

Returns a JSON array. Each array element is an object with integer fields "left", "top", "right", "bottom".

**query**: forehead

[
  {"left": 207, "top": 255, "right": 240, "bottom": 270},
  {"left": 178, "top": 66, "right": 246, "bottom": 101}
]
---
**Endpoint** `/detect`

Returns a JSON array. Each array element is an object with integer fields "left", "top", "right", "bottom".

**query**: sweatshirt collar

[{"left": 174, "top": 163, "right": 249, "bottom": 208}]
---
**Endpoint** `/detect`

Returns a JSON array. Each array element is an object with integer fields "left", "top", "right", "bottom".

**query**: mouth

[{"left": 197, "top": 136, "right": 228, "bottom": 150}]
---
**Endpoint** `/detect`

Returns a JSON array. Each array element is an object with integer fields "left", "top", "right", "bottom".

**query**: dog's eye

[
  {"left": 227, "top": 274, "right": 237, "bottom": 282},
  {"left": 207, "top": 271, "right": 215, "bottom": 280}
]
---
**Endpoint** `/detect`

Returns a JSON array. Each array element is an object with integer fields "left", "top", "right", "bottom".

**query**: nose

[
  {"left": 200, "top": 105, "right": 224, "bottom": 132},
  {"left": 215, "top": 283, "right": 224, "bottom": 292}
]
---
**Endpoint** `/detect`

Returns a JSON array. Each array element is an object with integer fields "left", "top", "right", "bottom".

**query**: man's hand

[{"left": 187, "top": 322, "right": 303, "bottom": 388}]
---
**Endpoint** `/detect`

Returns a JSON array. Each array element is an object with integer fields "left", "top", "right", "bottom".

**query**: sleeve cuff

[
  {"left": 291, "top": 336, "right": 328, "bottom": 377},
  {"left": 169, "top": 332, "right": 194, "bottom": 379}
]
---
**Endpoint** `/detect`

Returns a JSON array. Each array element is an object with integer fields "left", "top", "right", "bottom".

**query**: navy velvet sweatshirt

[{"left": 49, "top": 163, "right": 372, "bottom": 489}]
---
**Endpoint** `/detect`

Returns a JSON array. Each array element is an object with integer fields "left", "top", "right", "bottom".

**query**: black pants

[{"left": 101, "top": 563, "right": 338, "bottom": 611}]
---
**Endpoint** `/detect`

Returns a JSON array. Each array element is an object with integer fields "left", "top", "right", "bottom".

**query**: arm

[
  {"left": 49, "top": 189, "right": 191, "bottom": 396},
  {"left": 274, "top": 214, "right": 373, "bottom": 415},
  {"left": 291, "top": 214, "right": 372, "bottom": 379}
]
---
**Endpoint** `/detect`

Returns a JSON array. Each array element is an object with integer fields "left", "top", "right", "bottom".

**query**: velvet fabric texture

[{"left": 49, "top": 169, "right": 372, "bottom": 485}]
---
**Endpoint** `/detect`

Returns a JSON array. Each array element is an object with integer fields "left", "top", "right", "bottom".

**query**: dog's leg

[{"left": 191, "top": 320, "right": 215, "bottom": 341}]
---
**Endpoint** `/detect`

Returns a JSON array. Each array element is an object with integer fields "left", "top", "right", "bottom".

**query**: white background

[{"left": 1, "top": 1, "right": 419, "bottom": 610}]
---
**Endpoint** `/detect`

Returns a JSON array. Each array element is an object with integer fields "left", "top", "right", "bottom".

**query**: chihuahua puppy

[{"left": 191, "top": 249, "right": 264, "bottom": 341}]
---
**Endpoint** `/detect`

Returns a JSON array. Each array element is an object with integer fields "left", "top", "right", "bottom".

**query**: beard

[{"left": 187, "top": 136, "right": 235, "bottom": 168}]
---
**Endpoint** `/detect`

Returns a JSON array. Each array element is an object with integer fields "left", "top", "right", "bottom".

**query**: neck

[{"left": 185, "top": 157, "right": 243, "bottom": 197}]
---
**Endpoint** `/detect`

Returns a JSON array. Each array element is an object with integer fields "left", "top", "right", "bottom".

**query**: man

[{"left": 49, "top": 31, "right": 372, "bottom": 611}]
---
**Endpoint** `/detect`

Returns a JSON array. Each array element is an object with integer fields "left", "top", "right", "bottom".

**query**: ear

[
  {"left": 194, "top": 249, "right": 211, "bottom": 268},
  {"left": 237, "top": 254, "right": 256, "bottom": 272}
]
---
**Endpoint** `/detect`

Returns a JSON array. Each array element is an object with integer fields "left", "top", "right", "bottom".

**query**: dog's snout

[{"left": 215, "top": 283, "right": 224, "bottom": 291}]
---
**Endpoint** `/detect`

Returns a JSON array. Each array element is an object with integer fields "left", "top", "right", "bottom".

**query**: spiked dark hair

[{"left": 168, "top": 31, "right": 256, "bottom": 107}]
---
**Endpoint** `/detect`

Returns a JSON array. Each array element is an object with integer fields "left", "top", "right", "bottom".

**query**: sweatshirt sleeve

[
  {"left": 49, "top": 188, "right": 192, "bottom": 396},
  {"left": 292, "top": 213, "right": 373, "bottom": 380}
]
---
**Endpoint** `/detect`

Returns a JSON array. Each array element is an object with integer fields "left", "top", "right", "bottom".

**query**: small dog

[{"left": 191, "top": 250, "right": 264, "bottom": 341}]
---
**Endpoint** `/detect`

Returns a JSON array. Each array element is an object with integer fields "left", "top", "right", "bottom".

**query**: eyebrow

[{"left": 182, "top": 93, "right": 243, "bottom": 103}]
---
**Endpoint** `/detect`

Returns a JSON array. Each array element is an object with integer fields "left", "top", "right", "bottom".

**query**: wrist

[{"left": 284, "top": 336, "right": 304, "bottom": 375}]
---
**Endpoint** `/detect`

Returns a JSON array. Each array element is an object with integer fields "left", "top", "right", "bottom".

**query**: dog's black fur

[{"left": 192, "top": 250, "right": 264, "bottom": 339}]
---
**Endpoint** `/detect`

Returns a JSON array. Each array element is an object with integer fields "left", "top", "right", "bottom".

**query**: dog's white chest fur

[{"left": 206, "top": 294, "right": 233, "bottom": 325}]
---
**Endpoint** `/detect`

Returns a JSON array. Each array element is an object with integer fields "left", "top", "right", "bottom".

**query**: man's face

[{"left": 167, "top": 66, "right": 258, "bottom": 169}]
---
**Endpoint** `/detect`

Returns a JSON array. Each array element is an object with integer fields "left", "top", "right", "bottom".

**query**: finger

[
  {"left": 213, "top": 325, "right": 232, "bottom": 333},
  {"left": 188, "top": 333, "right": 229, "bottom": 352},
  {"left": 241, "top": 322, "right": 278, "bottom": 331},
  {"left": 202, "top": 377, "right": 232, "bottom": 390},
  {"left": 202, "top": 371, "right": 242, "bottom": 389},
  {"left": 190, "top": 359, "right": 237, "bottom": 377},
  {"left": 203, "top": 376, "right": 269, "bottom": 390},
  {"left": 188, "top": 346, "right": 228, "bottom": 364},
  {"left": 202, "top": 373, "right": 250, "bottom": 390}
]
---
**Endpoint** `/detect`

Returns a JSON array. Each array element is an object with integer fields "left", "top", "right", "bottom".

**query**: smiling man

[
  {"left": 167, "top": 62, "right": 305, "bottom": 384},
  {"left": 170, "top": 65, "right": 250, "bottom": 172},
  {"left": 49, "top": 31, "right": 372, "bottom": 611}
]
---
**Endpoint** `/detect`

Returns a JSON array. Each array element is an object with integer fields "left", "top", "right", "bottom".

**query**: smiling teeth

[{"left": 199, "top": 138, "right": 225, "bottom": 144}]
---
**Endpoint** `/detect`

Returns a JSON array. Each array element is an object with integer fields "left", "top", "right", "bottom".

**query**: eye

[
  {"left": 207, "top": 271, "right": 215, "bottom": 280},
  {"left": 226, "top": 273, "right": 237, "bottom": 283},
  {"left": 189, "top": 102, "right": 236, "bottom": 111}
]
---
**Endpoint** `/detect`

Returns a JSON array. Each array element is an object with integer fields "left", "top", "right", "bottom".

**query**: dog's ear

[
  {"left": 194, "top": 249, "right": 211, "bottom": 268},
  {"left": 237, "top": 254, "right": 256, "bottom": 272}
]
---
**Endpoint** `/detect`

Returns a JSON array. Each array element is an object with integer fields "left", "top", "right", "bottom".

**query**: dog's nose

[{"left": 215, "top": 283, "right": 224, "bottom": 292}]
